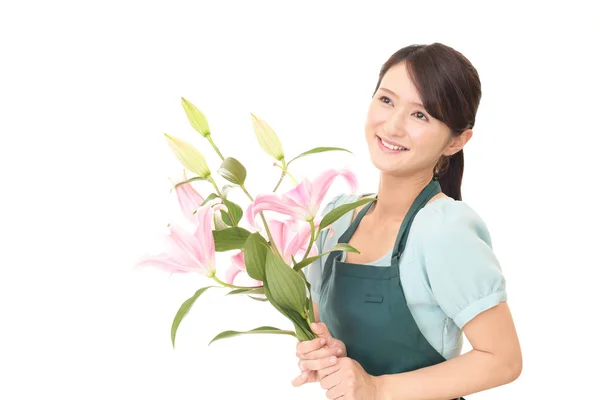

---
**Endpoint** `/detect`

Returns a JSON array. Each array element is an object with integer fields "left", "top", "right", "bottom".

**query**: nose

[{"left": 382, "top": 110, "right": 407, "bottom": 137}]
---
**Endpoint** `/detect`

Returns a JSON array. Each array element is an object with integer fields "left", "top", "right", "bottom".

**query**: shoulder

[
  {"left": 412, "top": 197, "right": 493, "bottom": 247},
  {"left": 410, "top": 198, "right": 506, "bottom": 328}
]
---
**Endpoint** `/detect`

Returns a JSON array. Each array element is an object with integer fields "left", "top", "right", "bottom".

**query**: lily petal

[
  {"left": 286, "top": 219, "right": 313, "bottom": 259},
  {"left": 192, "top": 206, "right": 217, "bottom": 276},
  {"left": 136, "top": 224, "right": 209, "bottom": 275},
  {"left": 269, "top": 219, "right": 295, "bottom": 264},
  {"left": 251, "top": 193, "right": 305, "bottom": 222},
  {"left": 167, "top": 224, "right": 204, "bottom": 267},
  {"left": 232, "top": 250, "right": 246, "bottom": 271},
  {"left": 310, "top": 168, "right": 358, "bottom": 217},
  {"left": 174, "top": 176, "right": 205, "bottom": 224},
  {"left": 135, "top": 253, "right": 190, "bottom": 274},
  {"left": 283, "top": 178, "right": 312, "bottom": 209},
  {"left": 224, "top": 263, "right": 242, "bottom": 284},
  {"left": 245, "top": 202, "right": 258, "bottom": 229}
]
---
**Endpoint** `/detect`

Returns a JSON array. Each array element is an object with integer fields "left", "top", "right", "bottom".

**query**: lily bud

[
  {"left": 165, "top": 134, "right": 211, "bottom": 179},
  {"left": 250, "top": 113, "right": 285, "bottom": 161},
  {"left": 181, "top": 97, "right": 211, "bottom": 137}
]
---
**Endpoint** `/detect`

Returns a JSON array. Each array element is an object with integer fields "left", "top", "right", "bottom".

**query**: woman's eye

[
  {"left": 379, "top": 96, "right": 392, "bottom": 105},
  {"left": 378, "top": 96, "right": 427, "bottom": 121},
  {"left": 414, "top": 111, "right": 428, "bottom": 121}
]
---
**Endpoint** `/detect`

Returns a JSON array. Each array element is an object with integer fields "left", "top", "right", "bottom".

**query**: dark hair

[{"left": 372, "top": 43, "right": 482, "bottom": 200}]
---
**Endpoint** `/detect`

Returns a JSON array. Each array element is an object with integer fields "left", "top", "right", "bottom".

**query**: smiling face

[{"left": 365, "top": 62, "right": 467, "bottom": 178}]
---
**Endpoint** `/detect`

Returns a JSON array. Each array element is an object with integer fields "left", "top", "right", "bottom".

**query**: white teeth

[{"left": 379, "top": 137, "right": 405, "bottom": 151}]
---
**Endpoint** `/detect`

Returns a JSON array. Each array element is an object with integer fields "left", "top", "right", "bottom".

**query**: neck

[{"left": 369, "top": 170, "right": 434, "bottom": 223}]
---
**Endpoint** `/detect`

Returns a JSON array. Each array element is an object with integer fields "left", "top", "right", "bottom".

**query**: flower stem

[
  {"left": 301, "top": 219, "right": 316, "bottom": 261},
  {"left": 240, "top": 184, "right": 283, "bottom": 260},
  {"left": 212, "top": 275, "right": 261, "bottom": 290},
  {"left": 208, "top": 176, "right": 237, "bottom": 226},
  {"left": 272, "top": 161, "right": 298, "bottom": 190},
  {"left": 286, "top": 171, "right": 298, "bottom": 185},
  {"left": 208, "top": 176, "right": 223, "bottom": 197},
  {"left": 272, "top": 169, "right": 286, "bottom": 192},
  {"left": 206, "top": 135, "right": 225, "bottom": 161},
  {"left": 201, "top": 137, "right": 281, "bottom": 258}
]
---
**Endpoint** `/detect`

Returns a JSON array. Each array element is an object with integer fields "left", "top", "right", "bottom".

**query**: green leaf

[
  {"left": 181, "top": 97, "right": 211, "bottom": 137},
  {"left": 263, "top": 282, "right": 314, "bottom": 341},
  {"left": 213, "top": 227, "right": 251, "bottom": 251},
  {"left": 217, "top": 157, "right": 247, "bottom": 185},
  {"left": 299, "top": 270, "right": 316, "bottom": 324},
  {"left": 318, "top": 197, "right": 377, "bottom": 235},
  {"left": 264, "top": 252, "right": 307, "bottom": 315},
  {"left": 307, "top": 291, "right": 315, "bottom": 323},
  {"left": 287, "top": 147, "right": 353, "bottom": 165},
  {"left": 248, "top": 295, "right": 269, "bottom": 302},
  {"left": 200, "top": 193, "right": 219, "bottom": 207},
  {"left": 293, "top": 243, "right": 360, "bottom": 271},
  {"left": 243, "top": 233, "right": 269, "bottom": 281},
  {"left": 209, "top": 326, "right": 296, "bottom": 345},
  {"left": 170, "top": 176, "right": 205, "bottom": 194},
  {"left": 220, "top": 199, "right": 243, "bottom": 227},
  {"left": 171, "top": 286, "right": 215, "bottom": 348},
  {"left": 226, "top": 287, "right": 265, "bottom": 296}
]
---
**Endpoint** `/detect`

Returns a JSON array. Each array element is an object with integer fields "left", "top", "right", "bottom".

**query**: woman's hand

[
  {"left": 291, "top": 322, "right": 347, "bottom": 387},
  {"left": 317, "top": 357, "right": 382, "bottom": 400}
]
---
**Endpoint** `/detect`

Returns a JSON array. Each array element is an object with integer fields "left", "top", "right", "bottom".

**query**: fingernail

[
  {"left": 299, "top": 361, "right": 305, "bottom": 370},
  {"left": 337, "top": 348, "right": 342, "bottom": 355},
  {"left": 320, "top": 338, "right": 326, "bottom": 346},
  {"left": 310, "top": 323, "right": 317, "bottom": 330},
  {"left": 329, "top": 356, "right": 337, "bottom": 364}
]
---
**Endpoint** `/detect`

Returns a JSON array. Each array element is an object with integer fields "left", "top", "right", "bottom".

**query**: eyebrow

[{"left": 379, "top": 87, "right": 424, "bottom": 108}]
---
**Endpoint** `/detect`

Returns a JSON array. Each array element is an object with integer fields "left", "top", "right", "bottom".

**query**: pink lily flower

[
  {"left": 268, "top": 218, "right": 319, "bottom": 265},
  {"left": 135, "top": 205, "right": 222, "bottom": 277},
  {"left": 248, "top": 168, "right": 358, "bottom": 224},
  {"left": 223, "top": 250, "right": 262, "bottom": 286},
  {"left": 173, "top": 174, "right": 205, "bottom": 224}
]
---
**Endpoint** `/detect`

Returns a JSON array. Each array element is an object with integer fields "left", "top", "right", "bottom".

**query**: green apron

[{"left": 318, "top": 178, "right": 465, "bottom": 400}]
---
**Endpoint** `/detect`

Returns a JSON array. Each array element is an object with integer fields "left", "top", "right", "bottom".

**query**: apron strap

[{"left": 391, "top": 179, "right": 441, "bottom": 266}]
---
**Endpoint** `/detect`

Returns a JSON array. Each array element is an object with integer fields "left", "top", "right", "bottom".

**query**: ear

[{"left": 443, "top": 129, "right": 473, "bottom": 156}]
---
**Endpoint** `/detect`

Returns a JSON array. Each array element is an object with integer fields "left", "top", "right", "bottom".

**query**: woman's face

[{"left": 364, "top": 62, "right": 462, "bottom": 178}]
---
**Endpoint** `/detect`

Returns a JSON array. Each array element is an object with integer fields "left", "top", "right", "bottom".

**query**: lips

[{"left": 376, "top": 135, "right": 409, "bottom": 151}]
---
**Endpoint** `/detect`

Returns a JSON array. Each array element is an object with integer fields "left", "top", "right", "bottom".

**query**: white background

[{"left": 1, "top": 0, "right": 599, "bottom": 399}]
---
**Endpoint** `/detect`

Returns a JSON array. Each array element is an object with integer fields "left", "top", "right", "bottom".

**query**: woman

[{"left": 292, "top": 43, "right": 522, "bottom": 399}]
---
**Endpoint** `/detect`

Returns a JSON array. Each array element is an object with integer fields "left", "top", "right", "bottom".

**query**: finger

[
  {"left": 326, "top": 392, "right": 349, "bottom": 400},
  {"left": 311, "top": 323, "right": 342, "bottom": 350},
  {"left": 317, "top": 362, "right": 342, "bottom": 381},
  {"left": 310, "top": 322, "right": 332, "bottom": 338},
  {"left": 321, "top": 367, "right": 344, "bottom": 391},
  {"left": 324, "top": 379, "right": 345, "bottom": 399},
  {"left": 291, "top": 371, "right": 308, "bottom": 387},
  {"left": 296, "top": 337, "right": 327, "bottom": 356},
  {"left": 300, "top": 355, "right": 338, "bottom": 372},
  {"left": 300, "top": 345, "right": 342, "bottom": 360}
]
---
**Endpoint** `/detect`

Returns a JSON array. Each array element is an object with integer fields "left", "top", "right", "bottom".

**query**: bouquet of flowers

[{"left": 136, "top": 98, "right": 376, "bottom": 347}]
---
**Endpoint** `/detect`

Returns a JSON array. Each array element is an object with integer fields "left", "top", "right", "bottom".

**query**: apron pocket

[{"left": 364, "top": 294, "right": 384, "bottom": 303}]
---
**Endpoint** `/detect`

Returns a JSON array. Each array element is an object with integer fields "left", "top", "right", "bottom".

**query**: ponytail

[{"left": 437, "top": 149, "right": 464, "bottom": 201}]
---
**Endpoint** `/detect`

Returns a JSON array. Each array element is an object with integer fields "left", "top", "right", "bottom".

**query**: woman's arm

[{"left": 376, "top": 301, "right": 522, "bottom": 400}]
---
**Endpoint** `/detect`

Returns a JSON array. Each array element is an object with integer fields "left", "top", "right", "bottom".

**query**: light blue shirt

[{"left": 307, "top": 193, "right": 507, "bottom": 360}]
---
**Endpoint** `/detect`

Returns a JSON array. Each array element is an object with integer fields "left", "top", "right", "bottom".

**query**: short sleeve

[
  {"left": 306, "top": 194, "right": 344, "bottom": 304},
  {"left": 418, "top": 201, "right": 507, "bottom": 329}
]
